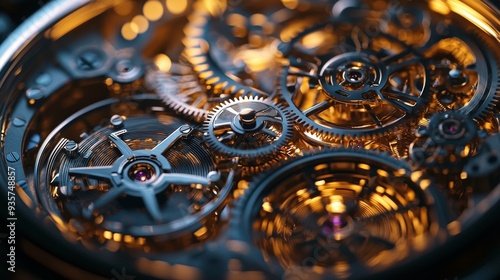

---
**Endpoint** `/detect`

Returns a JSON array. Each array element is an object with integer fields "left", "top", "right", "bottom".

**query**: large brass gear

[
  {"left": 182, "top": 0, "right": 331, "bottom": 100},
  {"left": 231, "top": 148, "right": 448, "bottom": 279}
]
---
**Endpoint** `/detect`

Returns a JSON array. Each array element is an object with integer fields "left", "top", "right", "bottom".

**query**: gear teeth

[
  {"left": 203, "top": 96, "right": 294, "bottom": 165},
  {"left": 462, "top": 29, "right": 500, "bottom": 123},
  {"left": 279, "top": 20, "right": 430, "bottom": 145},
  {"left": 183, "top": 5, "right": 270, "bottom": 101},
  {"left": 229, "top": 147, "right": 442, "bottom": 279}
]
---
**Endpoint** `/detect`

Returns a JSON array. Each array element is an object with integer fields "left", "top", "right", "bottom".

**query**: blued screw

[
  {"left": 110, "top": 115, "right": 124, "bottom": 128},
  {"left": 6, "top": 152, "right": 20, "bottom": 162},
  {"left": 64, "top": 140, "right": 79, "bottom": 157},
  {"left": 180, "top": 125, "right": 193, "bottom": 135},
  {"left": 76, "top": 50, "right": 103, "bottom": 71}
]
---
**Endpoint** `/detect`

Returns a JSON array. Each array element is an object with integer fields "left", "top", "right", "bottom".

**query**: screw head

[
  {"left": 26, "top": 86, "right": 45, "bottom": 100},
  {"left": 239, "top": 108, "right": 257, "bottom": 129},
  {"left": 180, "top": 125, "right": 193, "bottom": 135},
  {"left": 76, "top": 50, "right": 103, "bottom": 71},
  {"left": 110, "top": 115, "right": 124, "bottom": 128},
  {"left": 64, "top": 140, "right": 79, "bottom": 157},
  {"left": 6, "top": 152, "right": 20, "bottom": 162}
]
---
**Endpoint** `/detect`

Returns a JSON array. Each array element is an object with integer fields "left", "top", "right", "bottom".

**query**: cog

[
  {"left": 380, "top": 2, "right": 431, "bottom": 47},
  {"left": 279, "top": 20, "right": 430, "bottom": 141},
  {"left": 47, "top": 115, "right": 234, "bottom": 247},
  {"left": 183, "top": 1, "right": 330, "bottom": 99},
  {"left": 424, "top": 29, "right": 500, "bottom": 121},
  {"left": 409, "top": 111, "right": 479, "bottom": 169},
  {"left": 203, "top": 96, "right": 293, "bottom": 164},
  {"left": 231, "top": 148, "right": 446, "bottom": 279},
  {"left": 152, "top": 63, "right": 217, "bottom": 122},
  {"left": 183, "top": 2, "right": 274, "bottom": 98},
  {"left": 464, "top": 133, "right": 500, "bottom": 180}
]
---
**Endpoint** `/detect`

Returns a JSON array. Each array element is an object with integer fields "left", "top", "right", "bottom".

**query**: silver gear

[
  {"left": 152, "top": 63, "right": 222, "bottom": 122},
  {"left": 279, "top": 21, "right": 430, "bottom": 142},
  {"left": 203, "top": 96, "right": 293, "bottom": 163}
]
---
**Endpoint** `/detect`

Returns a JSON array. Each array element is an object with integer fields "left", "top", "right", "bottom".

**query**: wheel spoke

[
  {"left": 363, "top": 105, "right": 382, "bottom": 127},
  {"left": 108, "top": 129, "right": 134, "bottom": 157},
  {"left": 303, "top": 100, "right": 333, "bottom": 116},
  {"left": 151, "top": 125, "right": 191, "bottom": 154},
  {"left": 141, "top": 188, "right": 163, "bottom": 222},
  {"left": 213, "top": 121, "right": 232, "bottom": 129},
  {"left": 288, "top": 69, "right": 318, "bottom": 80},
  {"left": 384, "top": 87, "right": 421, "bottom": 104},
  {"left": 82, "top": 186, "right": 125, "bottom": 219},
  {"left": 272, "top": 204, "right": 321, "bottom": 231},
  {"left": 158, "top": 173, "right": 210, "bottom": 186},
  {"left": 339, "top": 243, "right": 358, "bottom": 263},
  {"left": 352, "top": 233, "right": 395, "bottom": 249},
  {"left": 381, "top": 48, "right": 413, "bottom": 64},
  {"left": 69, "top": 166, "right": 114, "bottom": 181},
  {"left": 387, "top": 56, "right": 421, "bottom": 73},
  {"left": 261, "top": 127, "right": 279, "bottom": 138},
  {"left": 378, "top": 91, "right": 415, "bottom": 114},
  {"left": 257, "top": 116, "right": 283, "bottom": 124}
]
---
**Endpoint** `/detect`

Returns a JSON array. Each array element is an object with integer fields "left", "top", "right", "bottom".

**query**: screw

[
  {"left": 180, "top": 125, "right": 193, "bottom": 135},
  {"left": 415, "top": 126, "right": 428, "bottom": 138},
  {"left": 110, "top": 115, "right": 124, "bottom": 128},
  {"left": 64, "top": 140, "right": 79, "bottom": 157},
  {"left": 448, "top": 69, "right": 467, "bottom": 86},
  {"left": 207, "top": 171, "right": 221, "bottom": 182},
  {"left": 26, "top": 86, "right": 45, "bottom": 100},
  {"left": 12, "top": 118, "right": 26, "bottom": 127},
  {"left": 116, "top": 60, "right": 134, "bottom": 73},
  {"left": 6, "top": 152, "right": 20, "bottom": 162},
  {"left": 76, "top": 50, "right": 103, "bottom": 71}
]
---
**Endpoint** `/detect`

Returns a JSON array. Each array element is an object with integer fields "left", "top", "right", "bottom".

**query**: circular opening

[
  {"left": 321, "top": 214, "right": 349, "bottom": 236},
  {"left": 128, "top": 163, "right": 156, "bottom": 183},
  {"left": 346, "top": 69, "right": 365, "bottom": 83},
  {"left": 439, "top": 118, "right": 465, "bottom": 139}
]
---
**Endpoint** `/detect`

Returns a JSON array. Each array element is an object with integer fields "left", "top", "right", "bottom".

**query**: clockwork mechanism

[
  {"left": 204, "top": 96, "right": 294, "bottom": 165},
  {"left": 0, "top": 0, "right": 499, "bottom": 279},
  {"left": 232, "top": 149, "right": 447, "bottom": 279}
]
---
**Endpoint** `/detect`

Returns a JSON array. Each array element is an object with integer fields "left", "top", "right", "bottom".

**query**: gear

[
  {"left": 183, "top": 1, "right": 331, "bottom": 99},
  {"left": 203, "top": 96, "right": 293, "bottom": 164},
  {"left": 183, "top": 2, "right": 274, "bottom": 98},
  {"left": 152, "top": 63, "right": 217, "bottom": 122},
  {"left": 425, "top": 30, "right": 500, "bottom": 121},
  {"left": 464, "top": 133, "right": 500, "bottom": 180},
  {"left": 231, "top": 148, "right": 447, "bottom": 279},
  {"left": 380, "top": 2, "right": 431, "bottom": 47},
  {"left": 279, "top": 20, "right": 430, "bottom": 141},
  {"left": 409, "top": 111, "right": 479, "bottom": 169},
  {"left": 45, "top": 114, "right": 234, "bottom": 248}
]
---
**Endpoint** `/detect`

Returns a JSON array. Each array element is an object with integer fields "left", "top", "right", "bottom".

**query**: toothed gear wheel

[
  {"left": 203, "top": 96, "right": 293, "bottom": 163},
  {"left": 41, "top": 111, "right": 234, "bottom": 245},
  {"left": 280, "top": 19, "right": 430, "bottom": 141},
  {"left": 183, "top": 2, "right": 272, "bottom": 99},
  {"left": 182, "top": 1, "right": 331, "bottom": 100},
  {"left": 409, "top": 111, "right": 479, "bottom": 168},
  {"left": 153, "top": 63, "right": 216, "bottom": 122},
  {"left": 464, "top": 133, "right": 500, "bottom": 180},
  {"left": 231, "top": 148, "right": 448, "bottom": 279},
  {"left": 425, "top": 31, "right": 500, "bottom": 121}
]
